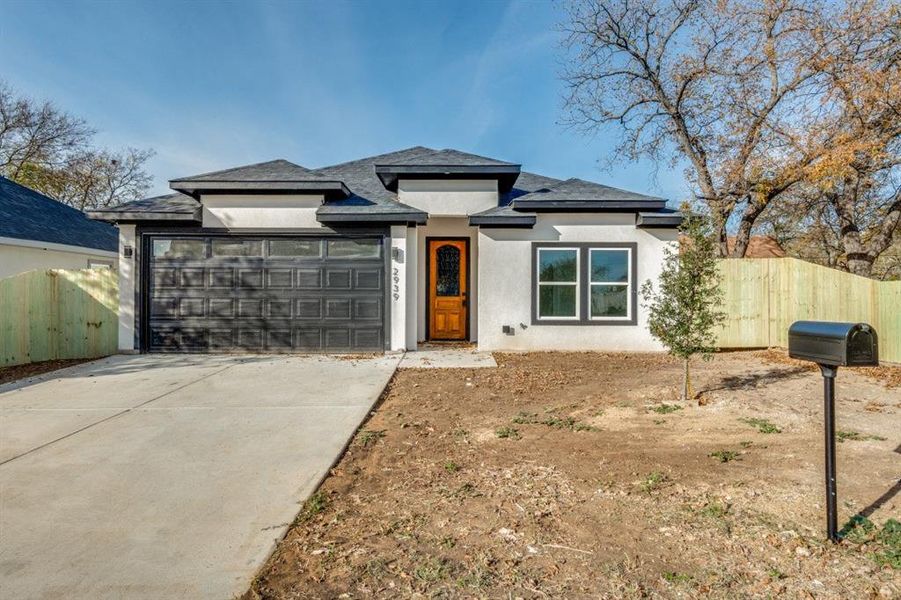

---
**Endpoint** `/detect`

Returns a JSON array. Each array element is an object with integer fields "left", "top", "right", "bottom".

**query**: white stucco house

[
  {"left": 88, "top": 147, "right": 680, "bottom": 354},
  {"left": 0, "top": 176, "right": 118, "bottom": 279}
]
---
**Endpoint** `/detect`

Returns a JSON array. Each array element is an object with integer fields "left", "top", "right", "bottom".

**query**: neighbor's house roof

[
  {"left": 90, "top": 147, "right": 676, "bottom": 227},
  {"left": 726, "top": 236, "right": 786, "bottom": 258},
  {"left": 0, "top": 175, "right": 118, "bottom": 253}
]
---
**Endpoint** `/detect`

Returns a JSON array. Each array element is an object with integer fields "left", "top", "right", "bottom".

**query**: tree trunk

[
  {"left": 730, "top": 200, "right": 765, "bottom": 258},
  {"left": 682, "top": 357, "right": 693, "bottom": 402}
]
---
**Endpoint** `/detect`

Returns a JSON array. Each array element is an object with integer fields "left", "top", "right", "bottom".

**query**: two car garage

[{"left": 145, "top": 234, "right": 387, "bottom": 353}]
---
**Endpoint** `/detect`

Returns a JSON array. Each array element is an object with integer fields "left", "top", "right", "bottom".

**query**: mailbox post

[{"left": 787, "top": 321, "right": 879, "bottom": 543}]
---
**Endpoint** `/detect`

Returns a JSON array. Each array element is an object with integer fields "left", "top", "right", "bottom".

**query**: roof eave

[
  {"left": 316, "top": 211, "right": 428, "bottom": 226},
  {"left": 170, "top": 180, "right": 351, "bottom": 199},
  {"left": 636, "top": 212, "right": 683, "bottom": 228},
  {"left": 468, "top": 214, "right": 536, "bottom": 228},
  {"left": 374, "top": 164, "right": 522, "bottom": 192},
  {"left": 87, "top": 210, "right": 202, "bottom": 223}
]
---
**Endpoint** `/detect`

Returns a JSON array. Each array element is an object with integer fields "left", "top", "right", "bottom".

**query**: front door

[{"left": 428, "top": 238, "right": 468, "bottom": 340}]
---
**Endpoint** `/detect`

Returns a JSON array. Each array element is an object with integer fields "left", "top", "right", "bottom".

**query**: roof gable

[{"left": 0, "top": 176, "right": 118, "bottom": 252}]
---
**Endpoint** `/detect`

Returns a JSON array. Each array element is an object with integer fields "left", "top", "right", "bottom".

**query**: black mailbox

[{"left": 788, "top": 321, "right": 878, "bottom": 367}]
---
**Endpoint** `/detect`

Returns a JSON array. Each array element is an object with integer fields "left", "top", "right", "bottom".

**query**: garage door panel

[{"left": 147, "top": 235, "right": 385, "bottom": 353}]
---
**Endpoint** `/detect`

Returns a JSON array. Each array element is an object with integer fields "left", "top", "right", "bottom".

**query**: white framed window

[
  {"left": 531, "top": 242, "right": 637, "bottom": 325},
  {"left": 536, "top": 247, "right": 580, "bottom": 320},
  {"left": 589, "top": 248, "right": 631, "bottom": 321}
]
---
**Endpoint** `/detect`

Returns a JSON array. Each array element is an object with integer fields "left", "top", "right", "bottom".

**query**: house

[
  {"left": 726, "top": 235, "right": 786, "bottom": 258},
  {"left": 0, "top": 176, "right": 119, "bottom": 279},
  {"left": 88, "top": 147, "right": 680, "bottom": 354}
]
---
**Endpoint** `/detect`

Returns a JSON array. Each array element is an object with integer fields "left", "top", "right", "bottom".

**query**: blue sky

[{"left": 2, "top": 0, "right": 687, "bottom": 201}]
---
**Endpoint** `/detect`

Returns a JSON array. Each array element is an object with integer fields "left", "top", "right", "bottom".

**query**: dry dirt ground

[
  {"left": 246, "top": 351, "right": 900, "bottom": 599},
  {"left": 0, "top": 358, "right": 92, "bottom": 385}
]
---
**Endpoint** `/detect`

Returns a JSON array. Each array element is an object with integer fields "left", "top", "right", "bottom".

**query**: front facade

[
  {"left": 0, "top": 176, "right": 118, "bottom": 279},
  {"left": 89, "top": 147, "right": 679, "bottom": 354}
]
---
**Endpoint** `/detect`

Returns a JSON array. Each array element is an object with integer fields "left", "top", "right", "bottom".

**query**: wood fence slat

[
  {"left": 0, "top": 268, "right": 118, "bottom": 367},
  {"left": 717, "top": 257, "right": 900, "bottom": 363}
]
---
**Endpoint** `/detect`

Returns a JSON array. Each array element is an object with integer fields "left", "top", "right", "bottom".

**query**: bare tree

[
  {"left": 561, "top": 0, "right": 879, "bottom": 258},
  {"left": 0, "top": 81, "right": 153, "bottom": 210}
]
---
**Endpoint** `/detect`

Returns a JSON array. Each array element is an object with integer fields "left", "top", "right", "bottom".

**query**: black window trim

[{"left": 531, "top": 241, "right": 638, "bottom": 326}]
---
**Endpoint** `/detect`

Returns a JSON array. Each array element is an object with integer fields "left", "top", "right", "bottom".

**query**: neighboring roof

[
  {"left": 87, "top": 193, "right": 201, "bottom": 222},
  {"left": 170, "top": 159, "right": 351, "bottom": 199},
  {"left": 0, "top": 176, "right": 118, "bottom": 253},
  {"left": 727, "top": 235, "right": 786, "bottom": 258}
]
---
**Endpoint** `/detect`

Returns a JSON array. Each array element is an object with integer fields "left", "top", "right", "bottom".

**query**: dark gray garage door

[{"left": 146, "top": 235, "right": 386, "bottom": 352}]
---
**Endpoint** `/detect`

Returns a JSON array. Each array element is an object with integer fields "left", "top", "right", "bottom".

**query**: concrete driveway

[{"left": 0, "top": 353, "right": 399, "bottom": 600}]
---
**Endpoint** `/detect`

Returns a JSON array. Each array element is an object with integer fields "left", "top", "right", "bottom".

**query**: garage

[{"left": 145, "top": 234, "right": 387, "bottom": 352}]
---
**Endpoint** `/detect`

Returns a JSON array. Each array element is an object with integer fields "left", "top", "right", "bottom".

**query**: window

[
  {"left": 211, "top": 239, "right": 263, "bottom": 257},
  {"left": 589, "top": 249, "right": 631, "bottom": 320},
  {"left": 152, "top": 239, "right": 206, "bottom": 260},
  {"left": 269, "top": 239, "right": 321, "bottom": 258},
  {"left": 327, "top": 238, "right": 381, "bottom": 259},
  {"left": 536, "top": 248, "right": 579, "bottom": 319},
  {"left": 532, "top": 243, "right": 636, "bottom": 325}
]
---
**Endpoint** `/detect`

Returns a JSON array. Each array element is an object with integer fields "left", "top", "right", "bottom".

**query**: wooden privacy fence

[
  {"left": 0, "top": 269, "right": 118, "bottom": 367},
  {"left": 717, "top": 258, "right": 901, "bottom": 363}
]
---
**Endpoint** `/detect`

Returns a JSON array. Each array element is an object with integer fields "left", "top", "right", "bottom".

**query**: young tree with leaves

[{"left": 641, "top": 206, "right": 725, "bottom": 402}]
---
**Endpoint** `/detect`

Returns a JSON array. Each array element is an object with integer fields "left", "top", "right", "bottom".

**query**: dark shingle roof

[
  {"left": 386, "top": 148, "right": 518, "bottom": 167},
  {"left": 170, "top": 159, "right": 313, "bottom": 182},
  {"left": 514, "top": 177, "right": 664, "bottom": 204},
  {"left": 87, "top": 192, "right": 201, "bottom": 221},
  {"left": 0, "top": 176, "right": 118, "bottom": 252},
  {"left": 90, "top": 147, "right": 673, "bottom": 227}
]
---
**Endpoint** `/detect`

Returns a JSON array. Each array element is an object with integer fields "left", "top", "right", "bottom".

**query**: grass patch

[
  {"left": 836, "top": 429, "right": 887, "bottom": 443},
  {"left": 662, "top": 571, "right": 693, "bottom": 584},
  {"left": 294, "top": 491, "right": 328, "bottom": 524},
  {"left": 358, "top": 429, "right": 386, "bottom": 447},
  {"left": 495, "top": 426, "right": 520, "bottom": 440},
  {"left": 443, "top": 460, "right": 461, "bottom": 473},
  {"left": 709, "top": 449, "right": 740, "bottom": 463},
  {"left": 511, "top": 411, "right": 598, "bottom": 432},
  {"left": 840, "top": 516, "right": 901, "bottom": 569},
  {"left": 699, "top": 501, "right": 730, "bottom": 519},
  {"left": 651, "top": 403, "right": 682, "bottom": 414},
  {"left": 740, "top": 417, "right": 781, "bottom": 434},
  {"left": 414, "top": 557, "right": 450, "bottom": 582},
  {"left": 640, "top": 471, "right": 668, "bottom": 493}
]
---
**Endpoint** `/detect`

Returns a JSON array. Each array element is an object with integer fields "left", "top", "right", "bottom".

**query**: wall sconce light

[
  {"left": 123, "top": 245, "right": 134, "bottom": 258},
  {"left": 391, "top": 247, "right": 404, "bottom": 262}
]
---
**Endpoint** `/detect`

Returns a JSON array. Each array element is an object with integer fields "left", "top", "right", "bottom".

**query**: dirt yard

[
  {"left": 0, "top": 358, "right": 92, "bottom": 385},
  {"left": 246, "top": 351, "right": 900, "bottom": 599}
]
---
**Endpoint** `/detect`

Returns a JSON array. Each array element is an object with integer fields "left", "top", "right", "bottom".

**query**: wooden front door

[{"left": 428, "top": 239, "right": 468, "bottom": 340}]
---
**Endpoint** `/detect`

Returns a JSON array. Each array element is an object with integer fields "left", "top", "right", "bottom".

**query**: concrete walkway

[
  {"left": 0, "top": 353, "right": 399, "bottom": 600},
  {"left": 399, "top": 347, "right": 497, "bottom": 369}
]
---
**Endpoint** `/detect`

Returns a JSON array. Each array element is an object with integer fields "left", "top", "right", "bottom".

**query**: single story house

[
  {"left": 0, "top": 176, "right": 118, "bottom": 280},
  {"left": 88, "top": 147, "right": 680, "bottom": 354}
]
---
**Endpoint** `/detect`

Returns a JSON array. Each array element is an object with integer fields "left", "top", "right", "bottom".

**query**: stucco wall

[
  {"left": 0, "top": 239, "right": 116, "bottom": 280},
  {"left": 201, "top": 194, "right": 324, "bottom": 229},
  {"left": 117, "top": 224, "right": 137, "bottom": 351},
  {"left": 477, "top": 214, "right": 678, "bottom": 351},
  {"left": 416, "top": 217, "right": 479, "bottom": 342},
  {"left": 398, "top": 180, "right": 497, "bottom": 217}
]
